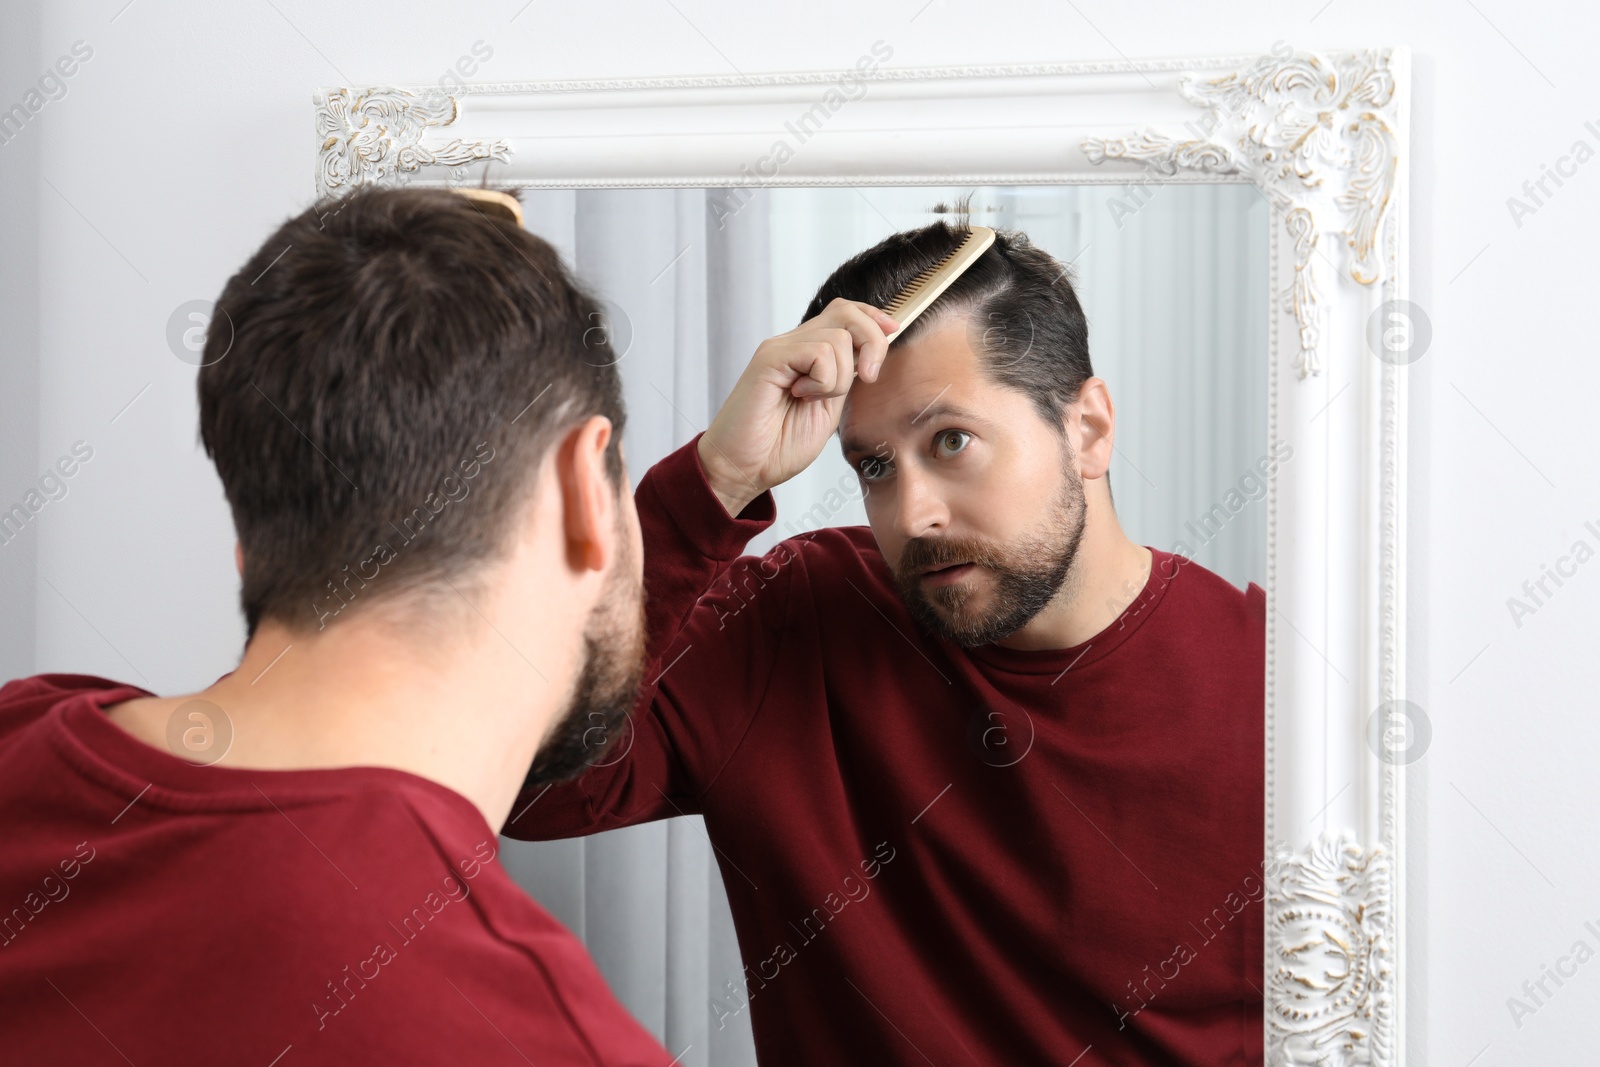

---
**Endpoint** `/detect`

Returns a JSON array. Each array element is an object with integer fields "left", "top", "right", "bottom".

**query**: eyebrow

[{"left": 839, "top": 401, "right": 993, "bottom": 458}]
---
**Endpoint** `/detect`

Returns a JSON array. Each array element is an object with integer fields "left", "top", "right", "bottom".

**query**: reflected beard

[
  {"left": 521, "top": 528, "right": 647, "bottom": 789},
  {"left": 892, "top": 445, "right": 1086, "bottom": 648}
]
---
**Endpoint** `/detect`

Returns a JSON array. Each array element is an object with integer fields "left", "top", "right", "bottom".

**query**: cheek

[
  {"left": 956, "top": 472, "right": 1041, "bottom": 548},
  {"left": 945, "top": 467, "right": 1005, "bottom": 520},
  {"left": 984, "top": 443, "right": 1058, "bottom": 502},
  {"left": 859, "top": 478, "right": 891, "bottom": 515}
]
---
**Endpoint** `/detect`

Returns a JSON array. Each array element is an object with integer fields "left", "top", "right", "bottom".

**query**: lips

[{"left": 920, "top": 560, "right": 969, "bottom": 575}]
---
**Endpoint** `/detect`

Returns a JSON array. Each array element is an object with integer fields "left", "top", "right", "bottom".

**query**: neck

[
  {"left": 994, "top": 479, "right": 1152, "bottom": 652},
  {"left": 107, "top": 611, "right": 567, "bottom": 830}
]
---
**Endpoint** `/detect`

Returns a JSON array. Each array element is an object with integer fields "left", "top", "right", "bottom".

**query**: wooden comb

[
  {"left": 451, "top": 187, "right": 524, "bottom": 226},
  {"left": 881, "top": 225, "right": 996, "bottom": 343}
]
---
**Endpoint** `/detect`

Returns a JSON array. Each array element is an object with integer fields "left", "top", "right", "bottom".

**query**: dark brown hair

[
  {"left": 803, "top": 199, "right": 1095, "bottom": 444},
  {"left": 198, "top": 185, "right": 626, "bottom": 638}
]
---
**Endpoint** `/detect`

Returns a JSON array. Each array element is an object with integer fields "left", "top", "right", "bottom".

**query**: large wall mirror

[{"left": 315, "top": 49, "right": 1410, "bottom": 1066}]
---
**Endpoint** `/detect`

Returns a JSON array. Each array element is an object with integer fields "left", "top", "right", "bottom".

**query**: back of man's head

[{"left": 198, "top": 186, "right": 625, "bottom": 639}]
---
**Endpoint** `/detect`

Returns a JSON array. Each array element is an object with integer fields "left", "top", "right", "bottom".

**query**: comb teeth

[
  {"left": 881, "top": 226, "right": 997, "bottom": 343},
  {"left": 883, "top": 266, "right": 940, "bottom": 313}
]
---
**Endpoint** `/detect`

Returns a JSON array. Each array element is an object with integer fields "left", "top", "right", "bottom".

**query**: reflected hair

[{"left": 802, "top": 195, "right": 1095, "bottom": 445}]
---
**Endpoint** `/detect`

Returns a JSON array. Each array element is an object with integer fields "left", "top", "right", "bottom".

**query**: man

[
  {"left": 506, "top": 216, "right": 1267, "bottom": 1065},
  {"left": 0, "top": 187, "right": 676, "bottom": 1064}
]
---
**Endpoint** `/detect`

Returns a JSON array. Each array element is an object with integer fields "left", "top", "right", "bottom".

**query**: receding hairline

[{"left": 836, "top": 300, "right": 1040, "bottom": 459}]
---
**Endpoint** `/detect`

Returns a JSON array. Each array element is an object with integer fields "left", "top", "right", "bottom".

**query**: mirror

[
  {"left": 321, "top": 48, "right": 1411, "bottom": 1066},
  {"left": 497, "top": 181, "right": 1272, "bottom": 1065}
]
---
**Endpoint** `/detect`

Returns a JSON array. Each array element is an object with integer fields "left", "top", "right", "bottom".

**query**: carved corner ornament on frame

[
  {"left": 1083, "top": 50, "right": 1402, "bottom": 381},
  {"left": 314, "top": 86, "right": 511, "bottom": 199}
]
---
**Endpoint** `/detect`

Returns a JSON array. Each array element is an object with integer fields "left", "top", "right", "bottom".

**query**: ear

[
  {"left": 1069, "top": 377, "right": 1115, "bottom": 481},
  {"left": 234, "top": 542, "right": 244, "bottom": 577},
  {"left": 556, "top": 416, "right": 621, "bottom": 574}
]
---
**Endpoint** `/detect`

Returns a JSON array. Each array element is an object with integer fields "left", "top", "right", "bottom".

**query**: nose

[{"left": 890, "top": 464, "right": 949, "bottom": 543}]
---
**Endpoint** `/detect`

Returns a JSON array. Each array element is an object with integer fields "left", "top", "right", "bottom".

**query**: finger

[
  {"left": 791, "top": 340, "right": 840, "bottom": 397},
  {"left": 806, "top": 331, "right": 851, "bottom": 399},
  {"left": 818, "top": 302, "right": 895, "bottom": 383},
  {"left": 854, "top": 300, "right": 901, "bottom": 334},
  {"left": 822, "top": 297, "right": 898, "bottom": 330},
  {"left": 817, "top": 297, "right": 899, "bottom": 341},
  {"left": 823, "top": 327, "right": 854, "bottom": 397}
]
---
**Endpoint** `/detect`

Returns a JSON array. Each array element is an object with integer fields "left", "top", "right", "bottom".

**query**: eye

[
  {"left": 857, "top": 454, "right": 893, "bottom": 482},
  {"left": 935, "top": 430, "right": 972, "bottom": 457}
]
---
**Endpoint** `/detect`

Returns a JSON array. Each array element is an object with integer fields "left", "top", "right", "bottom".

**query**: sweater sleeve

[{"left": 501, "top": 430, "right": 807, "bottom": 839}]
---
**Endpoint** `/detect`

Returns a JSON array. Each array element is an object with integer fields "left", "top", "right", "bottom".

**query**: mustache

[{"left": 897, "top": 536, "right": 999, "bottom": 576}]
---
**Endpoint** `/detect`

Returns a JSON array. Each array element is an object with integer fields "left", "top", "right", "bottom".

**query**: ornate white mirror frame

[{"left": 312, "top": 48, "right": 1412, "bottom": 1065}]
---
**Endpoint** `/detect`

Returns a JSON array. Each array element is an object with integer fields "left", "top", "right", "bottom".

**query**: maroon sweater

[
  {"left": 0, "top": 674, "right": 673, "bottom": 1066},
  {"left": 504, "top": 432, "right": 1267, "bottom": 1066}
]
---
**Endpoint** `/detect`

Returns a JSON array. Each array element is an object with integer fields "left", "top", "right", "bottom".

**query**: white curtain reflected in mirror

[{"left": 498, "top": 183, "right": 1269, "bottom": 1067}]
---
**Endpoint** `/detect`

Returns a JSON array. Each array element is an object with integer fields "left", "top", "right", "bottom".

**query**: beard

[
  {"left": 521, "top": 515, "right": 647, "bottom": 788},
  {"left": 892, "top": 436, "right": 1087, "bottom": 648}
]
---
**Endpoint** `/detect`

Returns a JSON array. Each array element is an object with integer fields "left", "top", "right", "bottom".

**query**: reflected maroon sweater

[{"left": 505, "top": 431, "right": 1266, "bottom": 1066}]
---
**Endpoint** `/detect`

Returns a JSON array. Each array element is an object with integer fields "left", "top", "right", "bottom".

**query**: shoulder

[
  {"left": 711, "top": 522, "right": 887, "bottom": 607},
  {"left": 1152, "top": 549, "right": 1266, "bottom": 633},
  {"left": 0, "top": 672, "right": 141, "bottom": 709},
  {"left": 770, "top": 522, "right": 886, "bottom": 581},
  {"left": 0, "top": 673, "right": 146, "bottom": 745},
  {"left": 691, "top": 524, "right": 894, "bottom": 648}
]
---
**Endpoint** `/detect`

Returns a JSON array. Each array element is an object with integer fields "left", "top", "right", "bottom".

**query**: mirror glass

[{"left": 499, "top": 182, "right": 1271, "bottom": 1063}]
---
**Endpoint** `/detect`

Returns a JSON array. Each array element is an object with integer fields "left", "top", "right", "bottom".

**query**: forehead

[{"left": 838, "top": 313, "right": 996, "bottom": 454}]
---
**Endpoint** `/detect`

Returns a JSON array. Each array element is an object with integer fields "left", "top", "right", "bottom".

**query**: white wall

[{"left": 4, "top": 0, "right": 1598, "bottom": 1061}]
